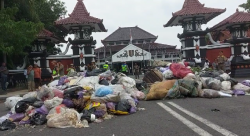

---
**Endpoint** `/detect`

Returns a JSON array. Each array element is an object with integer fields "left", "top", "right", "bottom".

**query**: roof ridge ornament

[{"left": 236, "top": 8, "right": 239, "bottom": 12}]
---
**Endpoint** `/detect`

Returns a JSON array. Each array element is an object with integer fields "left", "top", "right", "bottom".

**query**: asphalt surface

[{"left": 0, "top": 96, "right": 250, "bottom": 136}]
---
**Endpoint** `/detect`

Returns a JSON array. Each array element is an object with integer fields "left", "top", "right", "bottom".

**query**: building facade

[{"left": 95, "top": 26, "right": 180, "bottom": 69}]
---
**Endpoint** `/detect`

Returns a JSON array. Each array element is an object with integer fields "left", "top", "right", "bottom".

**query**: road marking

[
  {"left": 157, "top": 102, "right": 212, "bottom": 136},
  {"left": 168, "top": 102, "right": 238, "bottom": 136}
]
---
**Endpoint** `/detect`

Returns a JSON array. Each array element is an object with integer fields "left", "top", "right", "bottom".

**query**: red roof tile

[
  {"left": 210, "top": 9, "right": 250, "bottom": 31},
  {"left": 37, "top": 29, "right": 66, "bottom": 43},
  {"left": 55, "top": 0, "right": 106, "bottom": 32},
  {"left": 164, "top": 0, "right": 226, "bottom": 27}
]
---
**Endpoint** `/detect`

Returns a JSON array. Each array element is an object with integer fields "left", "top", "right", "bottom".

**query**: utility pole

[{"left": 1, "top": 0, "right": 6, "bottom": 63}]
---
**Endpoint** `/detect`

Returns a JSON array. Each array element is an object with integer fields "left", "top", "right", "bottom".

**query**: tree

[
  {"left": 239, "top": 0, "right": 250, "bottom": 11},
  {"left": 0, "top": 7, "right": 43, "bottom": 56}
]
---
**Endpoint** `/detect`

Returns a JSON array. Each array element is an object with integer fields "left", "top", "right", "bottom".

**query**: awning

[{"left": 112, "top": 44, "right": 151, "bottom": 62}]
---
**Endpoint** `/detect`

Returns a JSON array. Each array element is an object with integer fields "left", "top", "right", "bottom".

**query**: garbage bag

[
  {"left": 9, "top": 113, "right": 25, "bottom": 122},
  {"left": 199, "top": 89, "right": 220, "bottom": 98},
  {"left": 99, "top": 70, "right": 113, "bottom": 78},
  {"left": 111, "top": 78, "right": 119, "bottom": 85},
  {"left": 219, "top": 73, "right": 230, "bottom": 81},
  {"left": 33, "top": 101, "right": 44, "bottom": 108},
  {"left": 163, "top": 69, "right": 173, "bottom": 80},
  {"left": 37, "top": 85, "right": 54, "bottom": 101},
  {"left": 99, "top": 79, "right": 109, "bottom": 86},
  {"left": 95, "top": 86, "right": 113, "bottom": 97},
  {"left": 135, "top": 90, "right": 145, "bottom": 100},
  {"left": 81, "top": 109, "right": 96, "bottom": 122},
  {"left": 22, "top": 91, "right": 37, "bottom": 99},
  {"left": 116, "top": 99, "right": 131, "bottom": 112},
  {"left": 232, "top": 90, "right": 245, "bottom": 95},
  {"left": 30, "top": 113, "right": 47, "bottom": 125},
  {"left": 205, "top": 78, "right": 221, "bottom": 90},
  {"left": 62, "top": 99, "right": 75, "bottom": 108},
  {"left": 52, "top": 89, "right": 64, "bottom": 98},
  {"left": 58, "top": 76, "right": 68, "bottom": 86},
  {"left": 48, "top": 80, "right": 59, "bottom": 87},
  {"left": 233, "top": 83, "right": 250, "bottom": 93},
  {"left": 35, "top": 105, "right": 49, "bottom": 115},
  {"left": 227, "top": 78, "right": 238, "bottom": 87},
  {"left": 170, "top": 63, "right": 193, "bottom": 78},
  {"left": 4, "top": 96, "right": 23, "bottom": 109},
  {"left": 214, "top": 76, "right": 224, "bottom": 82},
  {"left": 146, "top": 80, "right": 176, "bottom": 100},
  {"left": 47, "top": 109, "right": 84, "bottom": 128},
  {"left": 241, "top": 80, "right": 250, "bottom": 87},
  {"left": 221, "top": 81, "right": 231, "bottom": 91},
  {"left": 63, "top": 86, "right": 83, "bottom": 99},
  {"left": 90, "top": 94, "right": 120, "bottom": 103},
  {"left": 15, "top": 97, "right": 38, "bottom": 113},
  {"left": 118, "top": 77, "right": 136, "bottom": 88},
  {"left": 44, "top": 97, "right": 63, "bottom": 109},
  {"left": 0, "top": 113, "right": 11, "bottom": 124},
  {"left": 0, "top": 120, "right": 16, "bottom": 131}
]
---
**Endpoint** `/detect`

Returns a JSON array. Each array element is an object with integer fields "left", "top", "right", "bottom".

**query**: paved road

[{"left": 0, "top": 96, "right": 249, "bottom": 136}]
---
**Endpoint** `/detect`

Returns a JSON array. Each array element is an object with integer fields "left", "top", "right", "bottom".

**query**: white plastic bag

[
  {"left": 22, "top": 92, "right": 37, "bottom": 99},
  {"left": 221, "top": 81, "right": 231, "bottom": 91},
  {"left": 48, "top": 80, "right": 59, "bottom": 87},
  {"left": 118, "top": 77, "right": 136, "bottom": 88},
  {"left": 233, "top": 83, "right": 250, "bottom": 93},
  {"left": 4, "top": 96, "right": 23, "bottom": 109},
  {"left": 44, "top": 97, "right": 63, "bottom": 109},
  {"left": 219, "top": 73, "right": 230, "bottom": 81},
  {"left": 163, "top": 69, "right": 173, "bottom": 80}
]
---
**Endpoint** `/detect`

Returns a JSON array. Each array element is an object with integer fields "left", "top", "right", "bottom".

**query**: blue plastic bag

[{"left": 95, "top": 86, "right": 113, "bottom": 97}]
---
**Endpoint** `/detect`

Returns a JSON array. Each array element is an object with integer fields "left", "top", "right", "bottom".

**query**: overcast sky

[{"left": 60, "top": 0, "right": 246, "bottom": 54}]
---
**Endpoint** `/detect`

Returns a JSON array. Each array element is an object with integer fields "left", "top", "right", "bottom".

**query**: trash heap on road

[
  {"left": 0, "top": 70, "right": 146, "bottom": 130},
  {"left": 143, "top": 62, "right": 250, "bottom": 100}
]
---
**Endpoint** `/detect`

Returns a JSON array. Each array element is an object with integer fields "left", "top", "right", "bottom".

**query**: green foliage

[
  {"left": 239, "top": 0, "right": 250, "bottom": 11},
  {"left": 191, "top": 66, "right": 213, "bottom": 73},
  {"left": 0, "top": 7, "right": 43, "bottom": 55}
]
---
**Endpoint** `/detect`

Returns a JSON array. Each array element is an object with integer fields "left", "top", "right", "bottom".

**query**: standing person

[
  {"left": 67, "top": 64, "right": 76, "bottom": 76},
  {"left": 56, "top": 60, "right": 64, "bottom": 76},
  {"left": 27, "top": 65, "right": 35, "bottom": 92},
  {"left": 0, "top": 62, "right": 8, "bottom": 94},
  {"left": 33, "top": 64, "right": 41, "bottom": 89},
  {"left": 212, "top": 59, "right": 218, "bottom": 70},
  {"left": 51, "top": 60, "right": 59, "bottom": 79},
  {"left": 216, "top": 51, "right": 227, "bottom": 71},
  {"left": 225, "top": 58, "right": 231, "bottom": 74},
  {"left": 121, "top": 62, "right": 128, "bottom": 75},
  {"left": 103, "top": 61, "right": 109, "bottom": 71},
  {"left": 133, "top": 63, "right": 140, "bottom": 79}
]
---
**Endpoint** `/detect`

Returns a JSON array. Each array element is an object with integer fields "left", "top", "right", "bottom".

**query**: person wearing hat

[
  {"left": 67, "top": 64, "right": 75, "bottom": 76},
  {"left": 103, "top": 61, "right": 109, "bottom": 71}
]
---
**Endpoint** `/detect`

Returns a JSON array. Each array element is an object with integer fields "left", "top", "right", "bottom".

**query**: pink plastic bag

[
  {"left": 135, "top": 91, "right": 145, "bottom": 100},
  {"left": 53, "top": 89, "right": 64, "bottom": 98},
  {"left": 170, "top": 63, "right": 193, "bottom": 78}
]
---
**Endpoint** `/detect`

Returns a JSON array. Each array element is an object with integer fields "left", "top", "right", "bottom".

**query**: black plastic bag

[
  {"left": 15, "top": 97, "right": 38, "bottom": 113},
  {"left": 214, "top": 76, "right": 224, "bottom": 82},
  {"left": 136, "top": 81, "right": 147, "bottom": 90},
  {"left": 227, "top": 78, "right": 238, "bottom": 87},
  {"left": 81, "top": 108, "right": 96, "bottom": 122},
  {"left": 63, "top": 86, "right": 82, "bottom": 99},
  {"left": 0, "top": 120, "right": 16, "bottom": 131},
  {"left": 115, "top": 99, "right": 131, "bottom": 112},
  {"left": 30, "top": 113, "right": 47, "bottom": 125},
  {"left": 33, "top": 101, "right": 44, "bottom": 108},
  {"left": 111, "top": 78, "right": 119, "bottom": 85},
  {"left": 99, "top": 79, "right": 109, "bottom": 86}
]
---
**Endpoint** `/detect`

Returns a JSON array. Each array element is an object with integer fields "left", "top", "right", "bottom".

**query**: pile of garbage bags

[
  {"left": 1, "top": 70, "right": 146, "bottom": 130},
  {"left": 144, "top": 62, "right": 250, "bottom": 100}
]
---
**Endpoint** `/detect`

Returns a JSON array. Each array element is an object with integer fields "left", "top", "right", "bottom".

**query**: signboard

[{"left": 112, "top": 44, "right": 151, "bottom": 62}]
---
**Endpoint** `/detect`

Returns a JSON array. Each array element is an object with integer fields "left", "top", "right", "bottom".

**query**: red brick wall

[{"left": 206, "top": 47, "right": 231, "bottom": 63}]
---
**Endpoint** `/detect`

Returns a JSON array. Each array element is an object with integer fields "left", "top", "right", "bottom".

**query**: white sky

[{"left": 60, "top": 0, "right": 246, "bottom": 54}]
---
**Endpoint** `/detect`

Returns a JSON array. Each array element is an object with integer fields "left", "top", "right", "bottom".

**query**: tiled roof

[
  {"left": 37, "top": 29, "right": 66, "bottom": 43},
  {"left": 55, "top": 0, "right": 106, "bottom": 32},
  {"left": 164, "top": 0, "right": 226, "bottom": 27},
  {"left": 210, "top": 9, "right": 250, "bottom": 31},
  {"left": 211, "top": 29, "right": 250, "bottom": 42},
  {"left": 102, "top": 26, "right": 158, "bottom": 42},
  {"left": 95, "top": 43, "right": 177, "bottom": 53}
]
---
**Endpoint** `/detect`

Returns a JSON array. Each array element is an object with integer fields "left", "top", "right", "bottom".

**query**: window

[
  {"left": 116, "top": 42, "right": 121, "bottom": 45},
  {"left": 165, "top": 55, "right": 170, "bottom": 58},
  {"left": 109, "top": 42, "right": 114, "bottom": 45},
  {"left": 146, "top": 40, "right": 150, "bottom": 43},
  {"left": 123, "top": 42, "right": 129, "bottom": 45},
  {"left": 138, "top": 41, "right": 143, "bottom": 44},
  {"left": 157, "top": 55, "right": 162, "bottom": 58},
  {"left": 132, "top": 41, "right": 136, "bottom": 44}
]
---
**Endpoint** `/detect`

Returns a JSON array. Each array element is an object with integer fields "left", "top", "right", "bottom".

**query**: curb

[{"left": 0, "top": 92, "right": 27, "bottom": 100}]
